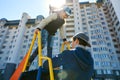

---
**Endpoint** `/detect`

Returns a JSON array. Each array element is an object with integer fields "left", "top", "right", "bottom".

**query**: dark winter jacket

[
  {"left": 44, "top": 14, "right": 65, "bottom": 35},
  {"left": 43, "top": 46, "right": 94, "bottom": 80}
]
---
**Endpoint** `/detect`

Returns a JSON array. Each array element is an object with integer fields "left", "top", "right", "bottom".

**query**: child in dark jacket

[{"left": 43, "top": 32, "right": 94, "bottom": 80}]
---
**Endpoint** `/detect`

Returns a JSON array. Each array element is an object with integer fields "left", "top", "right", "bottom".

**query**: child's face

[{"left": 61, "top": 11, "right": 68, "bottom": 19}]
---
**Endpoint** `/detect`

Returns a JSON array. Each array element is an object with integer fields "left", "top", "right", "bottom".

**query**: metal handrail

[
  {"left": 60, "top": 41, "right": 71, "bottom": 52},
  {"left": 22, "top": 31, "right": 54, "bottom": 80}
]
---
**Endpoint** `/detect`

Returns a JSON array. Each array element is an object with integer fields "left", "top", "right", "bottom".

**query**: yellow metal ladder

[
  {"left": 22, "top": 31, "right": 54, "bottom": 80},
  {"left": 60, "top": 40, "right": 71, "bottom": 52}
]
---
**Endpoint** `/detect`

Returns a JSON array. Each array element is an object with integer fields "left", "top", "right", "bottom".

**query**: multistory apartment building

[
  {"left": 50, "top": 0, "right": 120, "bottom": 79},
  {"left": 79, "top": 1, "right": 120, "bottom": 79},
  {"left": 102, "top": 0, "right": 120, "bottom": 63},
  {"left": 0, "top": 13, "right": 48, "bottom": 79}
]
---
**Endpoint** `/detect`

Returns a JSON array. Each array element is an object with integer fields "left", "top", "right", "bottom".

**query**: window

[
  {"left": 106, "top": 37, "right": 110, "bottom": 40},
  {"left": 116, "top": 21, "right": 119, "bottom": 26},
  {"left": 54, "top": 43, "right": 58, "bottom": 46},
  {"left": 81, "top": 14, "right": 85, "bottom": 16},
  {"left": 2, "top": 30, "right": 5, "bottom": 33},
  {"left": 111, "top": 63, "right": 117, "bottom": 68},
  {"left": 87, "top": 12, "right": 91, "bottom": 15},
  {"left": 0, "top": 35, "right": 3, "bottom": 37},
  {"left": 24, "top": 40, "right": 27, "bottom": 43},
  {"left": 9, "top": 45, "right": 12, "bottom": 48},
  {"left": 97, "top": 69, "right": 102, "bottom": 74},
  {"left": 101, "top": 22, "right": 105, "bottom": 25},
  {"left": 13, "top": 45, "right": 15, "bottom": 48},
  {"left": 81, "top": 10, "right": 84, "bottom": 12},
  {"left": 54, "top": 37, "right": 58, "bottom": 40},
  {"left": 13, "top": 36, "right": 15, "bottom": 39},
  {"left": 9, "top": 57, "right": 11, "bottom": 60},
  {"left": 93, "top": 48, "right": 99, "bottom": 51},
  {"left": 86, "top": 8, "right": 90, "bottom": 11},
  {"left": 88, "top": 21, "right": 92, "bottom": 24},
  {"left": 107, "top": 70, "right": 112, "bottom": 74},
  {"left": 99, "top": 13, "right": 103, "bottom": 16},
  {"left": 14, "top": 31, "right": 16, "bottom": 33},
  {"left": 31, "top": 34, "right": 33, "bottom": 36},
  {"left": 5, "top": 57, "right": 8, "bottom": 60},
  {"left": 20, "top": 56, "right": 23, "bottom": 60},
  {"left": 94, "top": 20, "right": 99, "bottom": 23},
  {"left": 27, "top": 31, "right": 29, "bottom": 33},
  {"left": 91, "top": 35, "right": 96, "bottom": 39},
  {"left": 0, "top": 51, "right": 3, "bottom": 54},
  {"left": 87, "top": 16, "right": 91, "bottom": 19},
  {"left": 3, "top": 63, "right": 6, "bottom": 66},
  {"left": 83, "top": 27, "right": 87, "bottom": 30},
  {"left": 107, "top": 43, "right": 111, "bottom": 46},
  {"left": 23, "top": 45, "right": 26, "bottom": 48},
  {"left": 92, "top": 16, "right": 96, "bottom": 19},
  {"left": 84, "top": 32, "right": 88, "bottom": 35},
  {"left": 25, "top": 35, "right": 28, "bottom": 39},
  {"left": 92, "top": 41, "right": 97, "bottom": 45},
  {"left": 90, "top": 25, "right": 94, "bottom": 29},
  {"left": 7, "top": 51, "right": 10, "bottom": 54},
  {"left": 28, "top": 44, "right": 30, "bottom": 47},
  {"left": 103, "top": 70, "right": 107, "bottom": 74},
  {"left": 116, "top": 71, "right": 119, "bottom": 75},
  {"left": 6, "top": 36, "right": 9, "bottom": 38},
  {"left": 103, "top": 26, "right": 107, "bottom": 30},
  {"left": 31, "top": 29, "right": 34, "bottom": 32},
  {"left": 82, "top": 23, "right": 86, "bottom": 25},
  {"left": 16, "top": 34, "right": 18, "bottom": 37},
  {"left": 82, "top": 18, "right": 86, "bottom": 21},
  {"left": 109, "top": 49, "right": 112, "bottom": 53},
  {"left": 101, "top": 18, "right": 104, "bottom": 20},
  {"left": 11, "top": 51, "right": 13, "bottom": 53},
  {"left": 29, "top": 39, "right": 32, "bottom": 41},
  {"left": 94, "top": 54, "right": 98, "bottom": 58},
  {"left": 118, "top": 27, "right": 120, "bottom": 31},
  {"left": 2, "top": 46, "right": 6, "bottom": 49}
]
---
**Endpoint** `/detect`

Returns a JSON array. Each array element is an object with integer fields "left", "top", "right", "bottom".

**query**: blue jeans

[{"left": 42, "top": 29, "right": 53, "bottom": 58}]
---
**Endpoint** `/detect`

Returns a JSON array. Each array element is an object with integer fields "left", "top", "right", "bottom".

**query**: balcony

[
  {"left": 66, "top": 18, "right": 74, "bottom": 21},
  {"left": 66, "top": 27, "right": 75, "bottom": 31},
  {"left": 66, "top": 32, "right": 74, "bottom": 36}
]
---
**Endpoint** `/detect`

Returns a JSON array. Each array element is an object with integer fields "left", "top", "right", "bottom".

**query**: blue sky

[{"left": 0, "top": 0, "right": 94, "bottom": 20}]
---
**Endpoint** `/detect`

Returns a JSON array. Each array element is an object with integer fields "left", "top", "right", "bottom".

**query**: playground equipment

[{"left": 10, "top": 31, "right": 54, "bottom": 80}]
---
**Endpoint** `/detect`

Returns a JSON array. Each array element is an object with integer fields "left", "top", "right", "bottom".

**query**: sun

[{"left": 49, "top": 0, "right": 65, "bottom": 8}]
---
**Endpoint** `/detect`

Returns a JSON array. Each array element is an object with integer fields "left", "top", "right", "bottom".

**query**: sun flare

[{"left": 49, "top": 0, "right": 65, "bottom": 8}]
